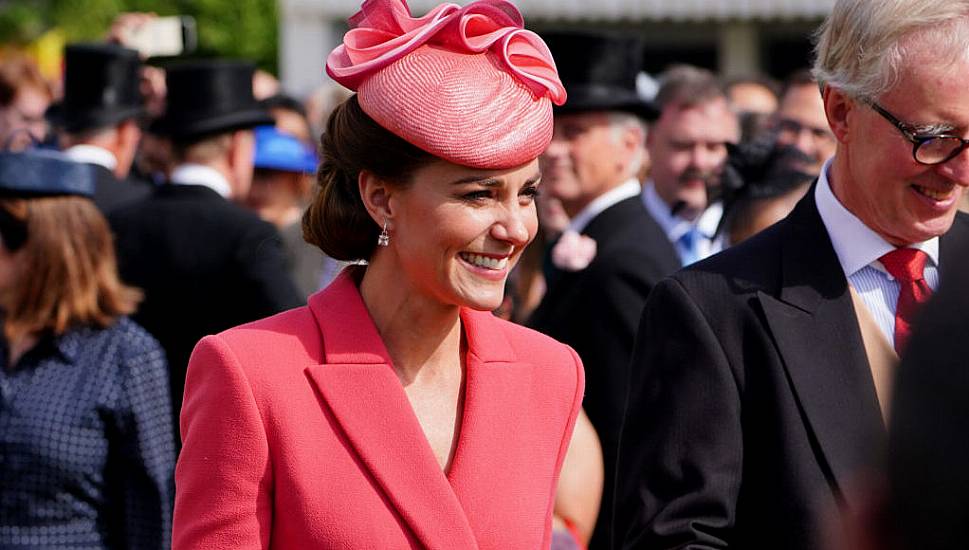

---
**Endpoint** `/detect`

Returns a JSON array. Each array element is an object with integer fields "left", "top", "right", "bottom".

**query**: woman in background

[{"left": 0, "top": 150, "right": 174, "bottom": 549}]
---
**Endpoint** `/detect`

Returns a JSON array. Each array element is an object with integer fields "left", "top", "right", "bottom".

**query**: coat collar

[
  {"left": 304, "top": 271, "right": 527, "bottom": 548},
  {"left": 757, "top": 187, "right": 884, "bottom": 512}
]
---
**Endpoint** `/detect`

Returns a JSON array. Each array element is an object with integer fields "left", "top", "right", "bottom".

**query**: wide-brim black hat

[
  {"left": 154, "top": 60, "right": 274, "bottom": 142},
  {"left": 542, "top": 31, "right": 658, "bottom": 121},
  {"left": 51, "top": 43, "right": 145, "bottom": 133}
]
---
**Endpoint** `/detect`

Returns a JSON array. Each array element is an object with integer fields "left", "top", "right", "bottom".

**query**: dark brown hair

[
  {"left": 0, "top": 196, "right": 141, "bottom": 342},
  {"left": 654, "top": 64, "right": 727, "bottom": 113},
  {"left": 303, "top": 94, "right": 434, "bottom": 261}
]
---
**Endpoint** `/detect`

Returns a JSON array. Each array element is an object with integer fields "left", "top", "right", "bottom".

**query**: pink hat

[{"left": 326, "top": 0, "right": 567, "bottom": 169}]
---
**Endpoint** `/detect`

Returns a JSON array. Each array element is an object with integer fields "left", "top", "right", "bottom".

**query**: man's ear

[
  {"left": 823, "top": 85, "right": 854, "bottom": 144},
  {"left": 358, "top": 170, "right": 393, "bottom": 228}
]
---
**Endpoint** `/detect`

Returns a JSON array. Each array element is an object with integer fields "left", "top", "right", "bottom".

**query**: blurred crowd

[{"left": 2, "top": 2, "right": 968, "bottom": 549}]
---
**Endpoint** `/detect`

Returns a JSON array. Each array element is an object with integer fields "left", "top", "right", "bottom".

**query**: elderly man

[
  {"left": 616, "top": 1, "right": 969, "bottom": 548},
  {"left": 527, "top": 31, "right": 677, "bottom": 550},
  {"left": 642, "top": 65, "right": 740, "bottom": 267}
]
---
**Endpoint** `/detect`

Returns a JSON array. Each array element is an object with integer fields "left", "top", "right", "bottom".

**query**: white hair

[
  {"left": 813, "top": 0, "right": 969, "bottom": 100},
  {"left": 608, "top": 111, "right": 647, "bottom": 178}
]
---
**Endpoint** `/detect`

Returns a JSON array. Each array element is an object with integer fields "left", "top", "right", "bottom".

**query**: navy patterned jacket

[{"left": 0, "top": 317, "right": 174, "bottom": 549}]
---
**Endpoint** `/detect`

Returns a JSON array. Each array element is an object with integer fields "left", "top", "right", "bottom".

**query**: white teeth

[
  {"left": 461, "top": 253, "right": 508, "bottom": 270},
  {"left": 915, "top": 185, "right": 953, "bottom": 201}
]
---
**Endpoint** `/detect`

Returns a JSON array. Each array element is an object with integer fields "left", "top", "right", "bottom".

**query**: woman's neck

[
  {"left": 359, "top": 260, "right": 463, "bottom": 385},
  {"left": 5, "top": 331, "right": 39, "bottom": 369}
]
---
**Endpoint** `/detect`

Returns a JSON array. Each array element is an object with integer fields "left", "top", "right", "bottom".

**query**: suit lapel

[
  {"left": 757, "top": 192, "right": 884, "bottom": 510},
  {"left": 939, "top": 212, "right": 969, "bottom": 283},
  {"left": 305, "top": 273, "right": 479, "bottom": 549}
]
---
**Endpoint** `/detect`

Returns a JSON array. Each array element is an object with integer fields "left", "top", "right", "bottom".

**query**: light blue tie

[{"left": 677, "top": 227, "right": 701, "bottom": 266}]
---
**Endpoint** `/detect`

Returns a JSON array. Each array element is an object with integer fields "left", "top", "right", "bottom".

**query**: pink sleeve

[{"left": 173, "top": 335, "right": 273, "bottom": 550}]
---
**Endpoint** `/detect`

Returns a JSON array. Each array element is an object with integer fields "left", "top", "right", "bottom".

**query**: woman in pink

[{"left": 172, "top": 1, "right": 582, "bottom": 548}]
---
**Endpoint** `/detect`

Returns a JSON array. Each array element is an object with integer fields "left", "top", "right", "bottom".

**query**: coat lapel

[
  {"left": 757, "top": 191, "right": 884, "bottom": 510},
  {"left": 305, "top": 272, "right": 479, "bottom": 549},
  {"left": 445, "top": 309, "right": 540, "bottom": 530}
]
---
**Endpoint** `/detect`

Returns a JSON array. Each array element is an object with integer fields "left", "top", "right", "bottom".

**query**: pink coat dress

[{"left": 173, "top": 271, "right": 585, "bottom": 549}]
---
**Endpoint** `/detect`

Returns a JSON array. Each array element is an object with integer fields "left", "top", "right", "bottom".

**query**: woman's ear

[{"left": 358, "top": 170, "right": 393, "bottom": 227}]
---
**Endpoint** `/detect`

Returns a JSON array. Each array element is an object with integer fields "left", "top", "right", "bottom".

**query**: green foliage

[{"left": 0, "top": 0, "right": 279, "bottom": 72}]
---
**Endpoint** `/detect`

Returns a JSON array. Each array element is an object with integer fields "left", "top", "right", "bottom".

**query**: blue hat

[
  {"left": 253, "top": 125, "right": 318, "bottom": 174},
  {"left": 0, "top": 150, "right": 97, "bottom": 198}
]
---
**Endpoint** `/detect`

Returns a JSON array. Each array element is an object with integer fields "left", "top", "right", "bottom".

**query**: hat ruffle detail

[{"left": 326, "top": 0, "right": 566, "bottom": 105}]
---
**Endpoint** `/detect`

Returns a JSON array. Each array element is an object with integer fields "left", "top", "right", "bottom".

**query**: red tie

[{"left": 878, "top": 248, "right": 932, "bottom": 355}]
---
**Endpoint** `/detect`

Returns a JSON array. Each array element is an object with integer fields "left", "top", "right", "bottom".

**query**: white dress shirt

[
  {"left": 641, "top": 180, "right": 724, "bottom": 265},
  {"left": 170, "top": 163, "right": 232, "bottom": 199},
  {"left": 64, "top": 144, "right": 118, "bottom": 172},
  {"left": 567, "top": 179, "right": 642, "bottom": 234},
  {"left": 814, "top": 159, "right": 939, "bottom": 345}
]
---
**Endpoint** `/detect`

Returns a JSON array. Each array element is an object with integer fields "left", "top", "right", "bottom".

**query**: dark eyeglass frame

[{"left": 867, "top": 101, "right": 969, "bottom": 165}]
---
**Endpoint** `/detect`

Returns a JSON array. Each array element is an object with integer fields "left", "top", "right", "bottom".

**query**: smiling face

[
  {"left": 827, "top": 51, "right": 969, "bottom": 246},
  {"left": 384, "top": 158, "right": 540, "bottom": 312},
  {"left": 647, "top": 97, "right": 739, "bottom": 219}
]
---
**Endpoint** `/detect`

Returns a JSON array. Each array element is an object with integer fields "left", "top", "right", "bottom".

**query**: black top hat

[
  {"left": 54, "top": 43, "right": 145, "bottom": 133},
  {"left": 155, "top": 60, "right": 274, "bottom": 142},
  {"left": 542, "top": 31, "right": 658, "bottom": 121}
]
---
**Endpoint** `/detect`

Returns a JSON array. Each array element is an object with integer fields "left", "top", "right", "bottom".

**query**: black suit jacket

[
  {"left": 109, "top": 184, "right": 303, "bottom": 422},
  {"left": 616, "top": 188, "right": 969, "bottom": 549},
  {"left": 529, "top": 195, "right": 681, "bottom": 550},
  {"left": 89, "top": 164, "right": 153, "bottom": 215}
]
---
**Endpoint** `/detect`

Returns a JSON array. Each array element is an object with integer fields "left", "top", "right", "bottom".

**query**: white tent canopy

[{"left": 305, "top": 0, "right": 835, "bottom": 21}]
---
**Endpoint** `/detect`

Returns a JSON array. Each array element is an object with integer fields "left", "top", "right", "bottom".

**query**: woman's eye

[
  {"left": 462, "top": 190, "right": 492, "bottom": 202},
  {"left": 519, "top": 186, "right": 540, "bottom": 203}
]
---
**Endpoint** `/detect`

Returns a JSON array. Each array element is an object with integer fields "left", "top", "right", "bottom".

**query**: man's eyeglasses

[{"left": 867, "top": 101, "right": 969, "bottom": 165}]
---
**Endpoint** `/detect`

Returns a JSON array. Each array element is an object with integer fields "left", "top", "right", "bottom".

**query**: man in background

[
  {"left": 56, "top": 43, "right": 153, "bottom": 213},
  {"left": 110, "top": 60, "right": 302, "bottom": 426},
  {"left": 528, "top": 31, "right": 676, "bottom": 550}
]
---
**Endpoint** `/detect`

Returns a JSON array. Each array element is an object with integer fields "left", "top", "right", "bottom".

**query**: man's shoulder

[
  {"left": 111, "top": 184, "right": 266, "bottom": 227},
  {"left": 586, "top": 196, "right": 680, "bottom": 270},
  {"left": 672, "top": 215, "right": 791, "bottom": 298}
]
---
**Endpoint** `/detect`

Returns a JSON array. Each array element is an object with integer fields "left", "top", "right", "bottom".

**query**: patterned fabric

[{"left": 0, "top": 317, "right": 174, "bottom": 549}]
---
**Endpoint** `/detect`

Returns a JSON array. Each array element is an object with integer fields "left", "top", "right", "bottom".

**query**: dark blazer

[
  {"left": 616, "top": 188, "right": 969, "bottom": 549},
  {"left": 529, "top": 195, "right": 680, "bottom": 550},
  {"left": 109, "top": 183, "right": 303, "bottom": 422},
  {"left": 90, "top": 163, "right": 153, "bottom": 215}
]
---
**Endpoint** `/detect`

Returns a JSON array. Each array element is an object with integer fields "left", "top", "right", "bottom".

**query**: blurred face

[
  {"left": 775, "top": 83, "right": 836, "bottom": 174},
  {"left": 387, "top": 158, "right": 540, "bottom": 311},
  {"left": 828, "top": 54, "right": 969, "bottom": 245},
  {"left": 542, "top": 112, "right": 635, "bottom": 217},
  {"left": 647, "top": 97, "right": 739, "bottom": 219},
  {"left": 0, "top": 86, "right": 50, "bottom": 149},
  {"left": 247, "top": 168, "right": 304, "bottom": 228},
  {"left": 728, "top": 82, "right": 778, "bottom": 116}
]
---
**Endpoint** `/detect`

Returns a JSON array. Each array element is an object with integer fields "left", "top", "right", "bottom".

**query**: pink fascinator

[{"left": 326, "top": 0, "right": 567, "bottom": 169}]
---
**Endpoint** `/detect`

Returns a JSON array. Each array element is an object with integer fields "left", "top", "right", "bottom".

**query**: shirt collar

[
  {"left": 170, "top": 163, "right": 232, "bottom": 199},
  {"left": 642, "top": 180, "right": 722, "bottom": 242},
  {"left": 815, "top": 158, "right": 939, "bottom": 278},
  {"left": 64, "top": 144, "right": 118, "bottom": 171},
  {"left": 567, "top": 178, "right": 642, "bottom": 234}
]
